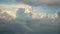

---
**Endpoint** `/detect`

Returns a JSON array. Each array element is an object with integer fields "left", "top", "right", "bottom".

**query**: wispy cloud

[
  {"left": 0, "top": 4, "right": 32, "bottom": 9},
  {"left": 15, "top": 0, "right": 60, "bottom": 6}
]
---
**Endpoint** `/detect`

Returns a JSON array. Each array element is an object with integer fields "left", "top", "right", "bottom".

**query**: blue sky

[
  {"left": 0, "top": 0, "right": 12, "bottom": 4},
  {"left": 0, "top": 0, "right": 17, "bottom": 4}
]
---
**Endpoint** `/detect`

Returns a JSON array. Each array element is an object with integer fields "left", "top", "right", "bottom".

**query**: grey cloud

[
  {"left": 15, "top": 0, "right": 60, "bottom": 6},
  {"left": 0, "top": 8, "right": 60, "bottom": 34},
  {"left": 57, "top": 11, "right": 60, "bottom": 22}
]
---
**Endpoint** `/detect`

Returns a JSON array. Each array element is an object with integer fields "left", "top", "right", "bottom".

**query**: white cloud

[
  {"left": 29, "top": 11, "right": 58, "bottom": 20},
  {"left": 0, "top": 4, "right": 32, "bottom": 9},
  {"left": 0, "top": 4, "right": 58, "bottom": 21},
  {"left": 0, "top": 4, "right": 32, "bottom": 20}
]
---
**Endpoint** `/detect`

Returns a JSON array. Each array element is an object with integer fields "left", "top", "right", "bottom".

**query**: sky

[{"left": 0, "top": 0, "right": 60, "bottom": 34}]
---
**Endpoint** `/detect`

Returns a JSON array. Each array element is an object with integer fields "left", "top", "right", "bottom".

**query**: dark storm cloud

[{"left": 15, "top": 0, "right": 60, "bottom": 6}]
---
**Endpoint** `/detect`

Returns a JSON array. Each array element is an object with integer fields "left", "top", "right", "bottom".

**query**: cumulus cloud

[
  {"left": 0, "top": 9, "right": 17, "bottom": 20},
  {"left": 0, "top": 8, "right": 59, "bottom": 34},
  {"left": 0, "top": 8, "right": 33, "bottom": 32},
  {"left": 0, "top": 0, "right": 60, "bottom": 33},
  {"left": 27, "top": 11, "right": 58, "bottom": 21},
  {"left": 0, "top": 4, "right": 58, "bottom": 21},
  {"left": 0, "top": 4, "right": 32, "bottom": 20}
]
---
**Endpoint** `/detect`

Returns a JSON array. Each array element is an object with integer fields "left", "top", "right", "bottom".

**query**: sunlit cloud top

[{"left": 0, "top": 0, "right": 60, "bottom": 21}]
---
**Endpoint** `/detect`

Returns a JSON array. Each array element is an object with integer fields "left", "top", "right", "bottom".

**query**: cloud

[
  {"left": 0, "top": 9, "right": 17, "bottom": 20},
  {"left": 15, "top": 0, "right": 60, "bottom": 6},
  {"left": 0, "top": 7, "right": 59, "bottom": 33},
  {"left": 0, "top": 4, "right": 59, "bottom": 21},
  {"left": 27, "top": 11, "right": 58, "bottom": 21},
  {"left": 57, "top": 11, "right": 60, "bottom": 22},
  {"left": 0, "top": 4, "right": 32, "bottom": 20},
  {"left": 0, "top": 4, "right": 32, "bottom": 9},
  {"left": 0, "top": 1, "right": 60, "bottom": 33}
]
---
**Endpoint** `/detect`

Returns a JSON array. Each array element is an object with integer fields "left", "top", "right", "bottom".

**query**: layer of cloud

[
  {"left": 0, "top": 4, "right": 32, "bottom": 9},
  {"left": 15, "top": 0, "right": 60, "bottom": 6},
  {"left": 0, "top": 0, "right": 60, "bottom": 33},
  {"left": 0, "top": 7, "right": 59, "bottom": 33},
  {"left": 0, "top": 4, "right": 32, "bottom": 20},
  {"left": 28, "top": 11, "right": 58, "bottom": 20},
  {"left": 0, "top": 4, "right": 58, "bottom": 21}
]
